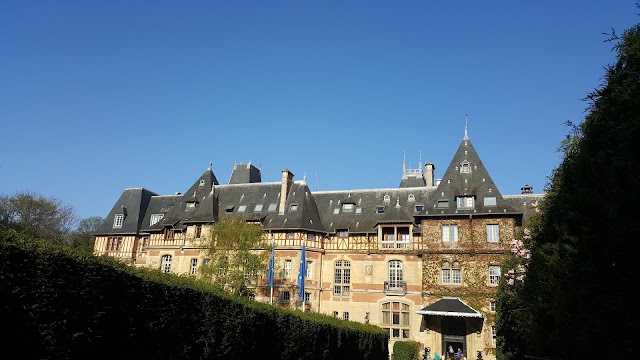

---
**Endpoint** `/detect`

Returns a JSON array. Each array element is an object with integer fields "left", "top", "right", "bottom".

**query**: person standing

[
  {"left": 448, "top": 345, "right": 454, "bottom": 359},
  {"left": 457, "top": 348, "right": 462, "bottom": 359}
]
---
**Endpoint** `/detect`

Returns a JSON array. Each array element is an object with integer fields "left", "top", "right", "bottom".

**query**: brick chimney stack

[
  {"left": 425, "top": 163, "right": 435, "bottom": 187},
  {"left": 279, "top": 169, "right": 294, "bottom": 214}
]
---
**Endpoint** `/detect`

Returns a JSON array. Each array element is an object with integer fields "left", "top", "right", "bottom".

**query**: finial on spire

[
  {"left": 303, "top": 172, "right": 307, "bottom": 183},
  {"left": 464, "top": 115, "right": 469, "bottom": 140},
  {"left": 208, "top": 161, "right": 212, "bottom": 171}
]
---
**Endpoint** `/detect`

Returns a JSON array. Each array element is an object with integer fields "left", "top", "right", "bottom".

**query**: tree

[
  {"left": 69, "top": 216, "right": 104, "bottom": 254},
  {"left": 496, "top": 22, "right": 640, "bottom": 359},
  {"left": 0, "top": 191, "right": 77, "bottom": 244},
  {"left": 201, "top": 216, "right": 269, "bottom": 297}
]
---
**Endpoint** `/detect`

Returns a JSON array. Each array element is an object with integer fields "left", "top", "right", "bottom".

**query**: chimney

[
  {"left": 279, "top": 169, "right": 294, "bottom": 214},
  {"left": 521, "top": 184, "right": 533, "bottom": 194},
  {"left": 425, "top": 162, "right": 435, "bottom": 187}
]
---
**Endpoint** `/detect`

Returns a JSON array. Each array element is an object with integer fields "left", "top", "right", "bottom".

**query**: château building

[{"left": 94, "top": 128, "right": 542, "bottom": 359}]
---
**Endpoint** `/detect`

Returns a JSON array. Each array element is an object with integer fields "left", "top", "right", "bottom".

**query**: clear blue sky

[{"left": 1, "top": 1, "right": 638, "bottom": 222}]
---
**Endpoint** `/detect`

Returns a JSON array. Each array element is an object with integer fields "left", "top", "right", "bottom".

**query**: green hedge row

[
  {"left": 0, "top": 229, "right": 388, "bottom": 359},
  {"left": 392, "top": 340, "right": 421, "bottom": 360}
]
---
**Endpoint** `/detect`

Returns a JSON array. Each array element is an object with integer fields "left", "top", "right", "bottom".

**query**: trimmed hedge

[
  {"left": 0, "top": 229, "right": 388, "bottom": 359},
  {"left": 393, "top": 340, "right": 421, "bottom": 360}
]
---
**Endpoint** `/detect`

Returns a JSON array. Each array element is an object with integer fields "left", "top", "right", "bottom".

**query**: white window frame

[
  {"left": 487, "top": 224, "right": 499, "bottom": 242},
  {"left": 150, "top": 214, "right": 164, "bottom": 226},
  {"left": 490, "top": 301, "right": 496, "bottom": 312},
  {"left": 457, "top": 196, "right": 475, "bottom": 209},
  {"left": 113, "top": 214, "right": 124, "bottom": 228},
  {"left": 388, "top": 260, "right": 403, "bottom": 289},
  {"left": 306, "top": 261, "right": 312, "bottom": 279},
  {"left": 284, "top": 260, "right": 292, "bottom": 278},
  {"left": 304, "top": 292, "right": 310, "bottom": 302},
  {"left": 190, "top": 258, "right": 198, "bottom": 275},
  {"left": 161, "top": 255, "right": 172, "bottom": 274},
  {"left": 343, "top": 312, "right": 349, "bottom": 321},
  {"left": 254, "top": 204, "right": 263, "bottom": 212},
  {"left": 489, "top": 265, "right": 501, "bottom": 286},
  {"left": 333, "top": 260, "right": 351, "bottom": 297},
  {"left": 342, "top": 203, "right": 353, "bottom": 211},
  {"left": 442, "top": 224, "right": 458, "bottom": 242}
]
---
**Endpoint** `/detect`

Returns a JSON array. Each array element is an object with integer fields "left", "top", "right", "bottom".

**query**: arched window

[
  {"left": 161, "top": 255, "right": 172, "bottom": 274},
  {"left": 442, "top": 261, "right": 461, "bottom": 284},
  {"left": 381, "top": 301, "right": 411, "bottom": 339}
]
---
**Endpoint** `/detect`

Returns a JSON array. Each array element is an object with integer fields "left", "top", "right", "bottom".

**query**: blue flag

[
  {"left": 297, "top": 241, "right": 307, "bottom": 302},
  {"left": 268, "top": 240, "right": 275, "bottom": 289}
]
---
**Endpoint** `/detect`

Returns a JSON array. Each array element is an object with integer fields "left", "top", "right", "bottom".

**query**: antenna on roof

[
  {"left": 315, "top": 171, "right": 318, "bottom": 191},
  {"left": 464, "top": 115, "right": 469, "bottom": 140}
]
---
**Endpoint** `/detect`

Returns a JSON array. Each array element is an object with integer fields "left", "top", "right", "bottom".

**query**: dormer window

[
  {"left": 376, "top": 205, "right": 385, "bottom": 213},
  {"left": 199, "top": 179, "right": 205, "bottom": 186},
  {"left": 460, "top": 160, "right": 472, "bottom": 174},
  {"left": 254, "top": 204, "right": 263, "bottom": 212},
  {"left": 186, "top": 202, "right": 197, "bottom": 209},
  {"left": 150, "top": 214, "right": 164, "bottom": 226},
  {"left": 414, "top": 204, "right": 424, "bottom": 212},
  {"left": 238, "top": 205, "right": 247, "bottom": 212},
  {"left": 343, "top": 203, "right": 354, "bottom": 211},
  {"left": 437, "top": 200, "right": 449, "bottom": 208},
  {"left": 457, "top": 196, "right": 475, "bottom": 209},
  {"left": 408, "top": 194, "right": 415, "bottom": 202},
  {"left": 337, "top": 229, "right": 349, "bottom": 238},
  {"left": 383, "top": 195, "right": 391, "bottom": 203},
  {"left": 290, "top": 204, "right": 298, "bottom": 211},
  {"left": 113, "top": 214, "right": 124, "bottom": 228}
]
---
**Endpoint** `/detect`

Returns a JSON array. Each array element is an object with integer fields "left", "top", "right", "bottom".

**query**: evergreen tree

[{"left": 497, "top": 21, "right": 639, "bottom": 360}]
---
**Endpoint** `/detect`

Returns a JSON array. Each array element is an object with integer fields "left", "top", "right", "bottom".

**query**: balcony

[{"left": 384, "top": 281, "right": 407, "bottom": 295}]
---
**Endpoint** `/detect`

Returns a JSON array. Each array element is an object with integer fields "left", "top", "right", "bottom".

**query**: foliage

[
  {"left": 201, "top": 215, "right": 270, "bottom": 296},
  {"left": 496, "top": 22, "right": 640, "bottom": 360},
  {"left": 393, "top": 340, "right": 421, "bottom": 360},
  {"left": 68, "top": 216, "right": 103, "bottom": 255},
  {"left": 0, "top": 227, "right": 388, "bottom": 360},
  {"left": 0, "top": 190, "right": 77, "bottom": 244}
]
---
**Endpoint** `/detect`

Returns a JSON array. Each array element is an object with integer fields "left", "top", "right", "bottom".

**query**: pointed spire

[
  {"left": 403, "top": 149, "right": 406, "bottom": 172},
  {"left": 464, "top": 115, "right": 469, "bottom": 140}
]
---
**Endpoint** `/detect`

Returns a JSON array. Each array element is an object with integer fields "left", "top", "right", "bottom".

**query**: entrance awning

[{"left": 416, "top": 296, "right": 483, "bottom": 318}]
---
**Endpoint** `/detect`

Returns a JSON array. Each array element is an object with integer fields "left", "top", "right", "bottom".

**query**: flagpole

[
  {"left": 300, "top": 238, "right": 306, "bottom": 313},
  {"left": 269, "top": 234, "right": 274, "bottom": 305}
]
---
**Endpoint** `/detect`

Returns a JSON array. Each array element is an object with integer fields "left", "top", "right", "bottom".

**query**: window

[
  {"left": 289, "top": 204, "right": 298, "bottom": 211},
  {"left": 332, "top": 311, "right": 339, "bottom": 318},
  {"left": 442, "top": 261, "right": 462, "bottom": 284},
  {"left": 307, "top": 232, "right": 314, "bottom": 240},
  {"left": 338, "top": 229, "right": 348, "bottom": 238},
  {"left": 306, "top": 261, "right": 312, "bottom": 279},
  {"left": 333, "top": 208, "right": 339, "bottom": 214},
  {"left": 164, "top": 228, "right": 174, "bottom": 240},
  {"left": 355, "top": 207, "right": 362, "bottom": 214},
  {"left": 161, "top": 255, "right": 172, "bottom": 273},
  {"left": 333, "top": 260, "right": 351, "bottom": 297},
  {"left": 376, "top": 205, "right": 385, "bottom": 213},
  {"left": 442, "top": 224, "right": 458, "bottom": 242},
  {"left": 106, "top": 236, "right": 123, "bottom": 251},
  {"left": 489, "top": 265, "right": 501, "bottom": 285},
  {"left": 113, "top": 214, "right": 124, "bottom": 228},
  {"left": 268, "top": 203, "right": 277, "bottom": 212},
  {"left": 284, "top": 260, "right": 292, "bottom": 278},
  {"left": 343, "top": 312, "right": 349, "bottom": 321},
  {"left": 150, "top": 214, "right": 164, "bottom": 226},
  {"left": 460, "top": 160, "right": 472, "bottom": 174},
  {"left": 457, "top": 196, "right": 475, "bottom": 209},
  {"left": 490, "top": 301, "right": 496, "bottom": 312},
  {"left": 287, "top": 232, "right": 294, "bottom": 240},
  {"left": 414, "top": 204, "right": 424, "bottom": 212},
  {"left": 238, "top": 205, "right": 246, "bottom": 212},
  {"left": 487, "top": 224, "right": 499, "bottom": 242},
  {"left": 383, "top": 195, "right": 390, "bottom": 203},
  {"left": 408, "top": 194, "right": 415, "bottom": 202},
  {"left": 437, "top": 199, "right": 449, "bottom": 208},
  {"left": 388, "top": 260, "right": 403, "bottom": 289},
  {"left": 190, "top": 258, "right": 198, "bottom": 275},
  {"left": 484, "top": 197, "right": 497, "bottom": 206},
  {"left": 342, "top": 203, "right": 353, "bottom": 211},
  {"left": 282, "top": 291, "right": 290, "bottom": 303},
  {"left": 382, "top": 301, "right": 410, "bottom": 339},
  {"left": 304, "top": 292, "right": 310, "bottom": 302},
  {"left": 492, "top": 326, "right": 497, "bottom": 346},
  {"left": 254, "top": 204, "right": 263, "bottom": 212},
  {"left": 203, "top": 259, "right": 211, "bottom": 266},
  {"left": 195, "top": 225, "right": 202, "bottom": 238}
]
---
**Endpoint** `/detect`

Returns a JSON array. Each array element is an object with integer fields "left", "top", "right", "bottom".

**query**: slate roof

[
  {"left": 229, "top": 161, "right": 262, "bottom": 184},
  {"left": 416, "top": 296, "right": 483, "bottom": 318},
  {"left": 420, "top": 135, "right": 518, "bottom": 217},
  {"left": 95, "top": 188, "right": 157, "bottom": 235}
]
